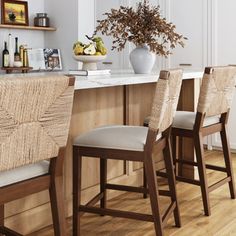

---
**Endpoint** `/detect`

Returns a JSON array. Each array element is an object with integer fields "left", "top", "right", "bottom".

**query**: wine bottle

[
  {"left": 8, "top": 34, "right": 14, "bottom": 67},
  {"left": 14, "top": 37, "right": 20, "bottom": 62},
  {"left": 2, "top": 41, "right": 9, "bottom": 68}
]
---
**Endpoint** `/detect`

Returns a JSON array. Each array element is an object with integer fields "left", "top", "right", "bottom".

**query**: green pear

[
  {"left": 84, "top": 44, "right": 96, "bottom": 55},
  {"left": 96, "top": 41, "right": 107, "bottom": 55}
]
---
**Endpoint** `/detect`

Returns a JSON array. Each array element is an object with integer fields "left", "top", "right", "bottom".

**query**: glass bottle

[{"left": 2, "top": 41, "right": 9, "bottom": 68}]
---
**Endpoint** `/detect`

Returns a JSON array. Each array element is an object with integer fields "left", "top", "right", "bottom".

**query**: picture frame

[
  {"left": 27, "top": 48, "right": 63, "bottom": 71},
  {"left": 1, "top": 0, "right": 29, "bottom": 26}
]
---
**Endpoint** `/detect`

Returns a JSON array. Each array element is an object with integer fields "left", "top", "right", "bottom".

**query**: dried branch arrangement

[{"left": 95, "top": 0, "right": 186, "bottom": 57}]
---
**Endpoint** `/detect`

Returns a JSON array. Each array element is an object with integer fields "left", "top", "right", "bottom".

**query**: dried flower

[{"left": 94, "top": 0, "right": 186, "bottom": 57}]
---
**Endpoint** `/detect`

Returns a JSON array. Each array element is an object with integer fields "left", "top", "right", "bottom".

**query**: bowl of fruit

[{"left": 73, "top": 36, "right": 107, "bottom": 70}]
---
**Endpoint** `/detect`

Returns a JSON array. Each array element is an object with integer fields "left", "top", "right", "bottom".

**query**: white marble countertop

[
  {"left": 0, "top": 70, "right": 203, "bottom": 90},
  {"left": 73, "top": 70, "right": 203, "bottom": 90}
]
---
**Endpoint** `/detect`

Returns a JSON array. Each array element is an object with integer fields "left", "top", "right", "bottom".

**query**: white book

[{"left": 69, "top": 69, "right": 111, "bottom": 76}]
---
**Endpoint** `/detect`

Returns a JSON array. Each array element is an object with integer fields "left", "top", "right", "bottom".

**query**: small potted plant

[{"left": 95, "top": 0, "right": 186, "bottom": 74}]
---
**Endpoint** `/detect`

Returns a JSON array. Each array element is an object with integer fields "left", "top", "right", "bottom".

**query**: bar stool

[
  {"left": 144, "top": 66, "right": 236, "bottom": 216},
  {"left": 72, "top": 69, "right": 183, "bottom": 236},
  {"left": 0, "top": 75, "right": 75, "bottom": 236},
  {"left": 172, "top": 66, "right": 236, "bottom": 216}
]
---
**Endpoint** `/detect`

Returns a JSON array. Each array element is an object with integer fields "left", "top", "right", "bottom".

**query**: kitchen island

[{"left": 0, "top": 71, "right": 202, "bottom": 234}]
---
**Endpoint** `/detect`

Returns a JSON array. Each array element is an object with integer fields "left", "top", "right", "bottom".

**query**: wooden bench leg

[
  {"left": 220, "top": 125, "right": 236, "bottom": 199},
  {"left": 163, "top": 137, "right": 181, "bottom": 227},
  {"left": 144, "top": 156, "right": 163, "bottom": 236},
  {"left": 194, "top": 133, "right": 211, "bottom": 216},
  {"left": 73, "top": 147, "right": 82, "bottom": 236}
]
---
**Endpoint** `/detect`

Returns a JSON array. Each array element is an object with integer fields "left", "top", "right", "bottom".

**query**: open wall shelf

[{"left": 0, "top": 24, "right": 56, "bottom": 31}]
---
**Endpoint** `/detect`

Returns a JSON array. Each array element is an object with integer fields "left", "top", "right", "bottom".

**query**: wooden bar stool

[
  {"left": 171, "top": 66, "right": 236, "bottom": 216},
  {"left": 0, "top": 75, "right": 75, "bottom": 236},
  {"left": 72, "top": 69, "right": 183, "bottom": 236}
]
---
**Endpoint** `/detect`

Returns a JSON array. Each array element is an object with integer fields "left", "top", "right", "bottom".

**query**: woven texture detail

[
  {"left": 149, "top": 69, "right": 183, "bottom": 132},
  {"left": 0, "top": 76, "right": 74, "bottom": 171},
  {"left": 197, "top": 66, "right": 236, "bottom": 117}
]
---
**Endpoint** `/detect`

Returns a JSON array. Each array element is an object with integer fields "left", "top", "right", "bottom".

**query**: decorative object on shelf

[
  {"left": 73, "top": 35, "right": 107, "bottom": 70},
  {"left": 8, "top": 33, "right": 14, "bottom": 67},
  {"left": 2, "top": 41, "right": 9, "bottom": 68},
  {"left": 1, "top": 0, "right": 29, "bottom": 26},
  {"left": 1, "top": 66, "right": 32, "bottom": 74},
  {"left": 27, "top": 48, "right": 62, "bottom": 71},
  {"left": 73, "top": 55, "right": 107, "bottom": 70},
  {"left": 34, "top": 13, "right": 50, "bottom": 27},
  {"left": 95, "top": 0, "right": 186, "bottom": 74}
]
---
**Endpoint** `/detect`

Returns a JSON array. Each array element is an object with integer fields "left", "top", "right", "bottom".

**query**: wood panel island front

[{"left": 0, "top": 71, "right": 202, "bottom": 234}]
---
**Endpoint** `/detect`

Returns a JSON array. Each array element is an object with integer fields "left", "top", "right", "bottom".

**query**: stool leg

[
  {"left": 100, "top": 159, "right": 107, "bottom": 209},
  {"left": 144, "top": 157, "right": 163, "bottom": 236},
  {"left": 172, "top": 135, "right": 178, "bottom": 175},
  {"left": 49, "top": 175, "right": 67, "bottom": 236},
  {"left": 220, "top": 125, "right": 236, "bottom": 199},
  {"left": 163, "top": 137, "right": 181, "bottom": 227},
  {"left": 194, "top": 133, "right": 211, "bottom": 216},
  {"left": 73, "top": 147, "right": 82, "bottom": 236},
  {"left": 0, "top": 205, "right": 4, "bottom": 236},
  {"left": 143, "top": 167, "right": 148, "bottom": 199}
]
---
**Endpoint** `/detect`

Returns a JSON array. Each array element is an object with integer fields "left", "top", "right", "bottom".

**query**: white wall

[
  {"left": 44, "top": 0, "right": 79, "bottom": 71},
  {"left": 0, "top": 0, "right": 45, "bottom": 69},
  {"left": 45, "top": 0, "right": 97, "bottom": 71}
]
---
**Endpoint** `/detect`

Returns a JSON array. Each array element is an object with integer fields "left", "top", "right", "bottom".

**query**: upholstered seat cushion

[
  {"left": 0, "top": 161, "right": 49, "bottom": 187},
  {"left": 173, "top": 111, "right": 220, "bottom": 130},
  {"left": 74, "top": 125, "right": 161, "bottom": 151}
]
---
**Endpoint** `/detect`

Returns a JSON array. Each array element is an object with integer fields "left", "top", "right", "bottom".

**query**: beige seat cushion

[
  {"left": 0, "top": 161, "right": 49, "bottom": 187},
  {"left": 74, "top": 125, "right": 161, "bottom": 151},
  {"left": 173, "top": 111, "right": 220, "bottom": 130}
]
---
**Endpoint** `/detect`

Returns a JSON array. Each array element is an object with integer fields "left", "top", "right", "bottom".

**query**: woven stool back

[
  {"left": 149, "top": 69, "right": 183, "bottom": 133},
  {"left": 0, "top": 75, "right": 74, "bottom": 171},
  {"left": 197, "top": 66, "right": 236, "bottom": 117}
]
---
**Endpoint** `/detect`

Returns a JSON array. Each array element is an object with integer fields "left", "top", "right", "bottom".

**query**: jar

[{"left": 34, "top": 13, "right": 50, "bottom": 27}]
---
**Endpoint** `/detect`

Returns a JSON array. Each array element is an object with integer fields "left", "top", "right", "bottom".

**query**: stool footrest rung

[
  {"left": 79, "top": 205, "right": 154, "bottom": 222},
  {"left": 205, "top": 164, "right": 227, "bottom": 172},
  {"left": 176, "top": 159, "right": 227, "bottom": 172},
  {"left": 105, "top": 183, "right": 148, "bottom": 194},
  {"left": 176, "top": 176, "right": 201, "bottom": 186},
  {"left": 208, "top": 177, "right": 231, "bottom": 192}
]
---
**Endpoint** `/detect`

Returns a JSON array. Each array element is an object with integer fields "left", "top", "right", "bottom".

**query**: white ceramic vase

[{"left": 129, "top": 45, "right": 156, "bottom": 74}]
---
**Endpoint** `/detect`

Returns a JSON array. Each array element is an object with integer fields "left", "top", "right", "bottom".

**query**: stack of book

[{"left": 69, "top": 69, "right": 111, "bottom": 76}]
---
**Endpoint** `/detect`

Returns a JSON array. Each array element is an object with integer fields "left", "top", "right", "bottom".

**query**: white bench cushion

[
  {"left": 0, "top": 161, "right": 49, "bottom": 187},
  {"left": 74, "top": 125, "right": 161, "bottom": 151},
  {"left": 173, "top": 111, "right": 220, "bottom": 130}
]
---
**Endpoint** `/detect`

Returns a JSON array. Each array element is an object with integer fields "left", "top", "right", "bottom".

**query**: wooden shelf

[
  {"left": 0, "top": 24, "right": 56, "bottom": 31},
  {"left": 1, "top": 66, "right": 33, "bottom": 74}
]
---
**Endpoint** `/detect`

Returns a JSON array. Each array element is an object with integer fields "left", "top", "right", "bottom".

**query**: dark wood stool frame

[
  {"left": 0, "top": 76, "right": 75, "bottom": 236},
  {"left": 73, "top": 127, "right": 181, "bottom": 236},
  {"left": 0, "top": 148, "right": 67, "bottom": 236},
  {"left": 171, "top": 110, "right": 236, "bottom": 216},
  {"left": 171, "top": 67, "right": 236, "bottom": 216}
]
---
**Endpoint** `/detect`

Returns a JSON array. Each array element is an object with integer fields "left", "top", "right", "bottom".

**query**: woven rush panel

[
  {"left": 149, "top": 69, "right": 183, "bottom": 132},
  {"left": 197, "top": 66, "right": 236, "bottom": 117},
  {"left": 0, "top": 75, "right": 74, "bottom": 171}
]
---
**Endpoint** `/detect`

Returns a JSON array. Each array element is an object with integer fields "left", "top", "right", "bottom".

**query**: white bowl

[{"left": 73, "top": 55, "right": 107, "bottom": 70}]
